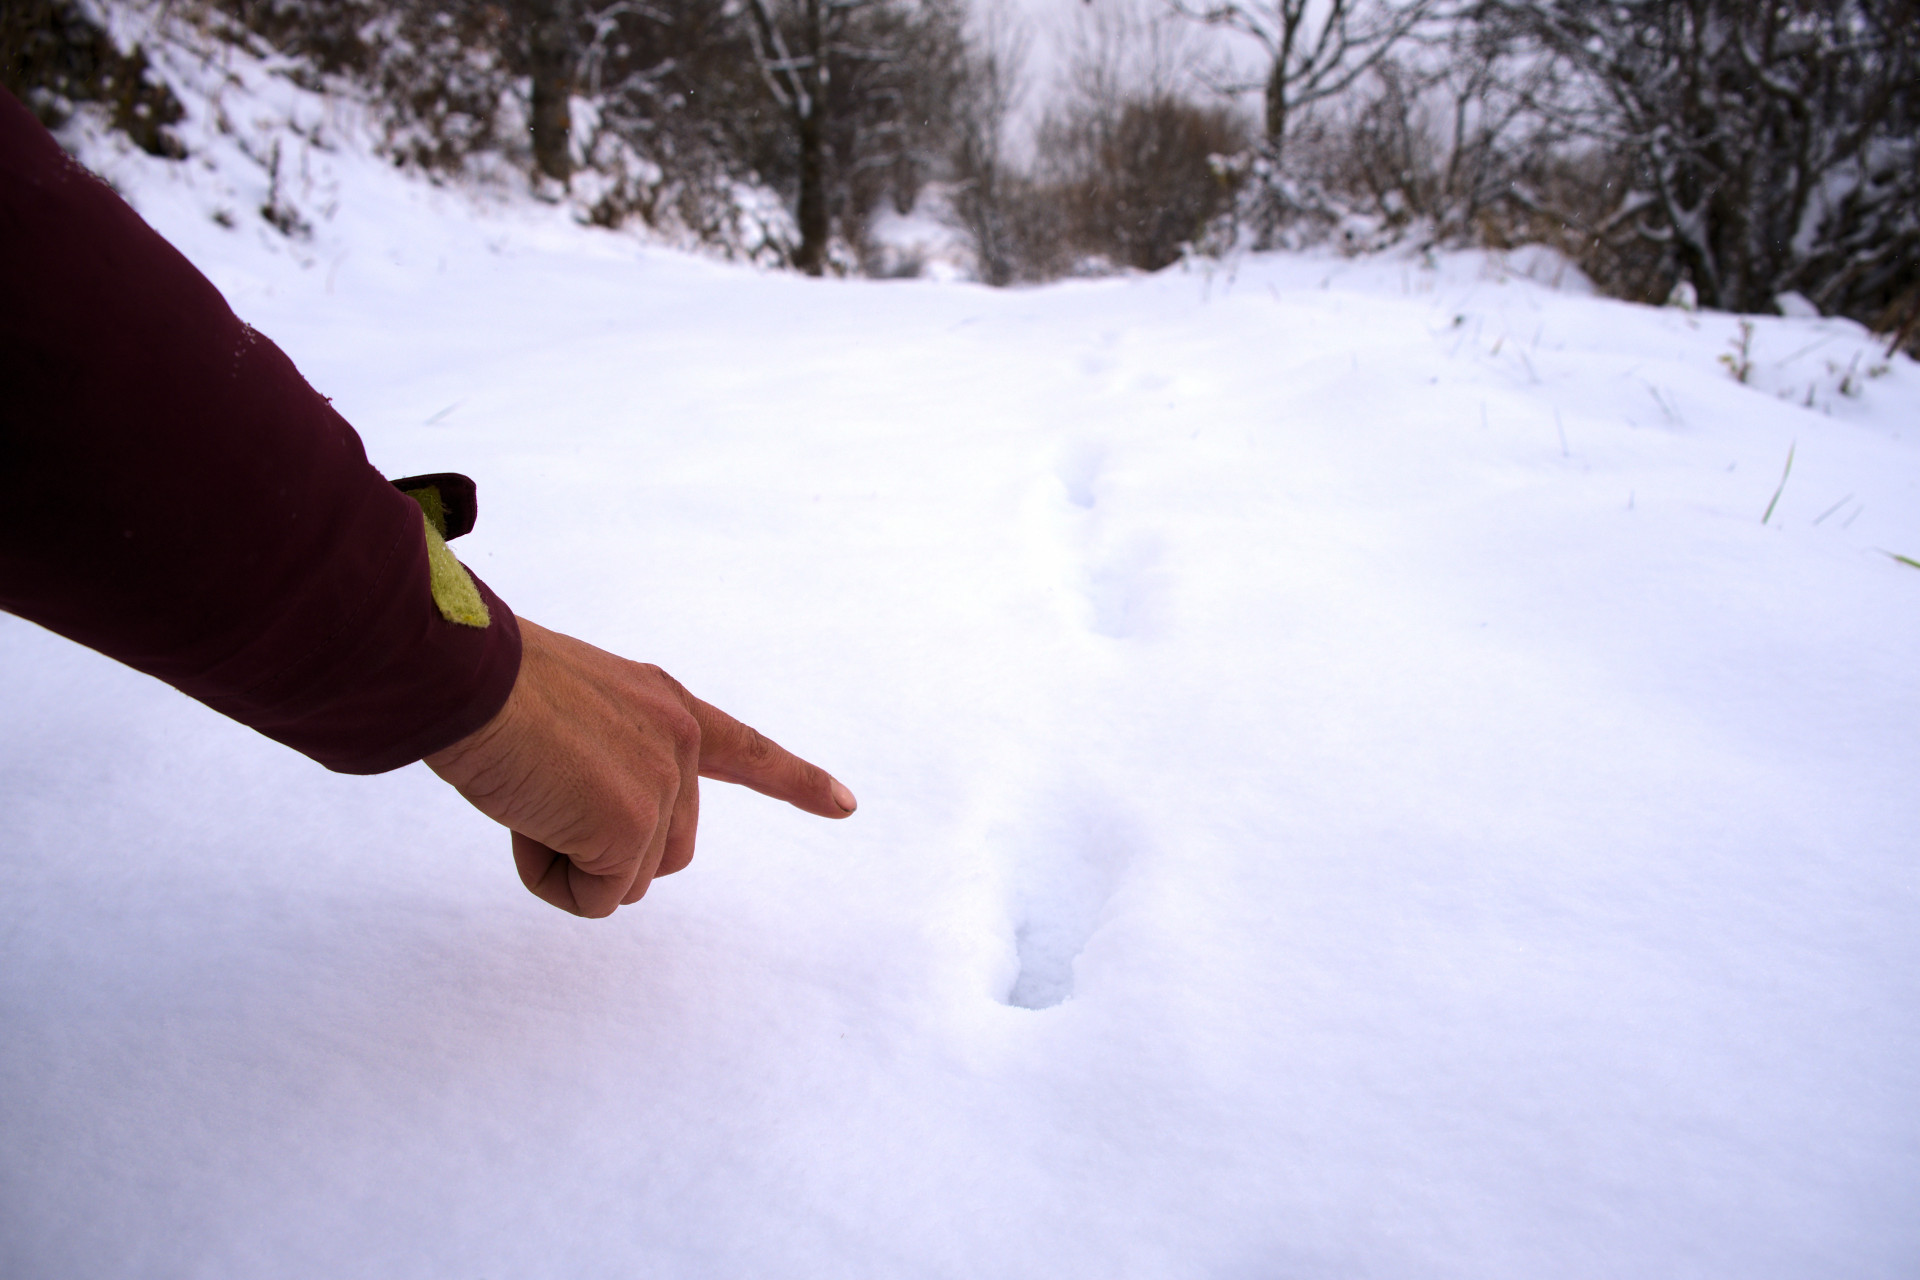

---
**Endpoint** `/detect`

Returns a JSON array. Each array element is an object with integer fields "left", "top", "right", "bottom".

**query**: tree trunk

[
  {"left": 1264, "top": 53, "right": 1288, "bottom": 163},
  {"left": 794, "top": 107, "right": 829, "bottom": 274},
  {"left": 791, "top": 0, "right": 829, "bottom": 274},
  {"left": 530, "top": 0, "right": 574, "bottom": 185}
]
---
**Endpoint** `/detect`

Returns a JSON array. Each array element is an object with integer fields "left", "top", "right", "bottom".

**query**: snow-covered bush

[
  {"left": 208, "top": 0, "right": 524, "bottom": 178},
  {"left": 1480, "top": 0, "right": 1920, "bottom": 342},
  {"left": 1, "top": 0, "right": 184, "bottom": 157}
]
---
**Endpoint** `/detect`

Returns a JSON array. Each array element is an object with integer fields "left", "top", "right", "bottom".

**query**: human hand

[{"left": 424, "top": 618, "right": 855, "bottom": 917}]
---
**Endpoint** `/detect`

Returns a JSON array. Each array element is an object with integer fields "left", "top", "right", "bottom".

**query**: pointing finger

[{"left": 689, "top": 698, "right": 856, "bottom": 819}]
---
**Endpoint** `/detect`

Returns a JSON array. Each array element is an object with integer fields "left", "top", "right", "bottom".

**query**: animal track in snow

[
  {"left": 1052, "top": 442, "right": 1163, "bottom": 639},
  {"left": 1003, "top": 792, "right": 1137, "bottom": 1010},
  {"left": 1056, "top": 441, "right": 1105, "bottom": 510}
]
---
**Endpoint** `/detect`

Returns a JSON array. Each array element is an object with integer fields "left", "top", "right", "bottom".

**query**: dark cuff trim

[{"left": 392, "top": 473, "right": 479, "bottom": 539}]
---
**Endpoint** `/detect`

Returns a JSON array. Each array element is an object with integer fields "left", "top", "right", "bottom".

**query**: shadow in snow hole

[{"left": 1001, "top": 799, "right": 1137, "bottom": 1010}]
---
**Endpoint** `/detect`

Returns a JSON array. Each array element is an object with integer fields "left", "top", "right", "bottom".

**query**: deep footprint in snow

[{"left": 1004, "top": 797, "right": 1136, "bottom": 1010}]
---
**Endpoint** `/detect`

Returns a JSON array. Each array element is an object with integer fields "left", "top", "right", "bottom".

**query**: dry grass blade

[{"left": 1761, "top": 442, "right": 1795, "bottom": 525}]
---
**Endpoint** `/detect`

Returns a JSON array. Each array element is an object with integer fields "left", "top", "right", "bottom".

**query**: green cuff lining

[{"left": 400, "top": 486, "right": 490, "bottom": 629}]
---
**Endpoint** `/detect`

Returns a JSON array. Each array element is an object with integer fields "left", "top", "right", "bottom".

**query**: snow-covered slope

[{"left": 4, "top": 13, "right": 1919, "bottom": 1279}]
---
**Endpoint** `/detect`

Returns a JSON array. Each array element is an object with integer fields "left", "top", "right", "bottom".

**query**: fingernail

[{"left": 830, "top": 778, "right": 857, "bottom": 814}]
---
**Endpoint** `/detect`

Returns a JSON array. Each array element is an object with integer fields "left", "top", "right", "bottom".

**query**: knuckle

[
  {"left": 545, "top": 810, "right": 613, "bottom": 861},
  {"left": 666, "top": 708, "right": 702, "bottom": 757},
  {"left": 632, "top": 662, "right": 689, "bottom": 700},
  {"left": 741, "top": 726, "right": 778, "bottom": 767},
  {"left": 610, "top": 800, "right": 662, "bottom": 856}
]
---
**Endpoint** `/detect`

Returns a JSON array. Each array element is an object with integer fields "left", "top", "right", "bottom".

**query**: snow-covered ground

[{"left": 5, "top": 18, "right": 1920, "bottom": 1279}]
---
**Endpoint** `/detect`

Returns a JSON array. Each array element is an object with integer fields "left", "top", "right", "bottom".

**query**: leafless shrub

[
  {"left": 1039, "top": 92, "right": 1250, "bottom": 272},
  {"left": 947, "top": 3, "right": 1073, "bottom": 283},
  {"left": 1272, "top": 31, "right": 1573, "bottom": 248},
  {"left": 984, "top": 0, "right": 1244, "bottom": 275},
  {"left": 211, "top": 1, "right": 522, "bottom": 176},
  {"left": 1206, "top": 17, "right": 1710, "bottom": 303},
  {"left": 2, "top": 0, "right": 185, "bottom": 157},
  {"left": 1478, "top": 0, "right": 1920, "bottom": 334}
]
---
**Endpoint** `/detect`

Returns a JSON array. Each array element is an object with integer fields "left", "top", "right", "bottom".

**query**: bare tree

[
  {"left": 948, "top": 2, "right": 1032, "bottom": 284},
  {"left": 195, "top": 0, "right": 976, "bottom": 269},
  {"left": 739, "top": 0, "right": 832, "bottom": 270},
  {"left": 738, "top": 0, "right": 962, "bottom": 274},
  {"left": 1170, "top": 0, "right": 1443, "bottom": 162}
]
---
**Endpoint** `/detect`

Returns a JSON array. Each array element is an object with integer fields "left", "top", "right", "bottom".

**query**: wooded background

[{"left": 4, "top": 0, "right": 1915, "bottom": 344}]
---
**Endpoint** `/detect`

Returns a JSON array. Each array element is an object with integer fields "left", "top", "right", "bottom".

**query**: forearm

[{"left": 0, "top": 88, "right": 518, "bottom": 772}]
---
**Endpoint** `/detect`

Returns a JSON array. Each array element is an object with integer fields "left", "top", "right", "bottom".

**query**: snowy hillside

[{"left": 4, "top": 14, "right": 1920, "bottom": 1279}]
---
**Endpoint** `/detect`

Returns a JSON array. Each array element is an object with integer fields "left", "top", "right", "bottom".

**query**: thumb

[{"left": 690, "top": 698, "right": 856, "bottom": 819}]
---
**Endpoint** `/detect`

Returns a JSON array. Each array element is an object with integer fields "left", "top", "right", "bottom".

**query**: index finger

[{"left": 689, "top": 697, "right": 856, "bottom": 819}]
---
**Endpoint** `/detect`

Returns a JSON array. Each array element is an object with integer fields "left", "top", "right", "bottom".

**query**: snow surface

[{"left": 5, "top": 18, "right": 1920, "bottom": 1280}]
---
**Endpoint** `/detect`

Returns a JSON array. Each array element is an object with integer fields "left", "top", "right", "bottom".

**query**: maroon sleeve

[{"left": 0, "top": 89, "right": 521, "bottom": 775}]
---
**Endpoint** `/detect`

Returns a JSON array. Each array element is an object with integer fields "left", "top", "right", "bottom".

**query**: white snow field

[{"left": 5, "top": 26, "right": 1920, "bottom": 1280}]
